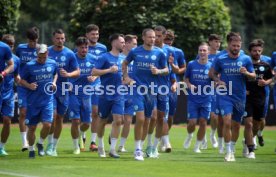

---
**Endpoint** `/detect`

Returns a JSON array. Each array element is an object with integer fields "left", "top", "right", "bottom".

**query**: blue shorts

[
  {"left": 68, "top": 94, "right": 92, "bottom": 123},
  {"left": 53, "top": 92, "right": 69, "bottom": 116},
  {"left": 91, "top": 92, "right": 99, "bottom": 106},
  {"left": 26, "top": 103, "right": 54, "bottom": 126},
  {"left": 1, "top": 94, "right": 14, "bottom": 117},
  {"left": 124, "top": 95, "right": 134, "bottom": 116},
  {"left": 133, "top": 93, "right": 155, "bottom": 118},
  {"left": 98, "top": 96, "right": 124, "bottom": 118},
  {"left": 211, "top": 95, "right": 217, "bottom": 113},
  {"left": 17, "top": 86, "right": 27, "bottom": 108},
  {"left": 168, "top": 92, "right": 177, "bottom": 116},
  {"left": 156, "top": 94, "right": 169, "bottom": 113},
  {"left": 218, "top": 98, "right": 245, "bottom": 123},
  {"left": 187, "top": 101, "right": 211, "bottom": 120}
]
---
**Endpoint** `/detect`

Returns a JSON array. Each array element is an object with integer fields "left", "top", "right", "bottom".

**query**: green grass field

[{"left": 1, "top": 124, "right": 276, "bottom": 177}]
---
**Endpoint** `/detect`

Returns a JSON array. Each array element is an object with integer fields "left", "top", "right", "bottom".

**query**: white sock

[
  {"left": 257, "top": 130, "right": 263, "bottom": 137},
  {"left": 147, "top": 134, "right": 153, "bottom": 147},
  {"left": 29, "top": 145, "right": 35, "bottom": 151},
  {"left": 225, "top": 142, "right": 231, "bottom": 153},
  {"left": 0, "top": 142, "right": 5, "bottom": 148},
  {"left": 91, "top": 133, "right": 97, "bottom": 143},
  {"left": 195, "top": 140, "right": 202, "bottom": 150},
  {"left": 218, "top": 137, "right": 224, "bottom": 147},
  {"left": 119, "top": 137, "right": 127, "bottom": 147},
  {"left": 141, "top": 140, "right": 144, "bottom": 149},
  {"left": 211, "top": 129, "right": 216, "bottom": 137},
  {"left": 163, "top": 135, "right": 169, "bottom": 145},
  {"left": 203, "top": 135, "right": 207, "bottom": 143},
  {"left": 38, "top": 137, "right": 44, "bottom": 145},
  {"left": 230, "top": 141, "right": 236, "bottom": 153},
  {"left": 53, "top": 138, "right": 59, "bottom": 149},
  {"left": 80, "top": 131, "right": 85, "bottom": 139},
  {"left": 153, "top": 137, "right": 160, "bottom": 149},
  {"left": 253, "top": 136, "right": 257, "bottom": 145},
  {"left": 48, "top": 134, "right": 54, "bottom": 144},
  {"left": 98, "top": 137, "right": 104, "bottom": 148},
  {"left": 110, "top": 138, "right": 117, "bottom": 151},
  {"left": 135, "top": 140, "right": 141, "bottom": 150},
  {"left": 73, "top": 138, "right": 79, "bottom": 149},
  {"left": 188, "top": 133, "right": 193, "bottom": 139},
  {"left": 20, "top": 132, "right": 28, "bottom": 146}
]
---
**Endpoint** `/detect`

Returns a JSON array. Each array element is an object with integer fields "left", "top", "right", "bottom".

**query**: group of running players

[{"left": 0, "top": 24, "right": 275, "bottom": 162}]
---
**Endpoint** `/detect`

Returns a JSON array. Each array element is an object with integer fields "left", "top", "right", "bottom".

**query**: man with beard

[
  {"left": 242, "top": 39, "right": 273, "bottom": 159},
  {"left": 209, "top": 32, "right": 256, "bottom": 162}
]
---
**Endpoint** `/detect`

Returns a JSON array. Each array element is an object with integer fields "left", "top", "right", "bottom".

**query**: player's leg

[{"left": 90, "top": 93, "right": 99, "bottom": 151}]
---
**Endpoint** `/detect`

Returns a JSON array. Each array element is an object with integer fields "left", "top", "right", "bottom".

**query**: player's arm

[
  {"left": 20, "top": 79, "right": 37, "bottom": 90},
  {"left": 92, "top": 65, "right": 117, "bottom": 76},
  {"left": 59, "top": 68, "right": 80, "bottom": 78},
  {"left": 208, "top": 67, "right": 225, "bottom": 85},
  {"left": 240, "top": 67, "right": 256, "bottom": 79},
  {"left": 170, "top": 73, "right": 177, "bottom": 92},
  {"left": 122, "top": 60, "right": 134, "bottom": 85},
  {"left": 175, "top": 64, "right": 186, "bottom": 74}
]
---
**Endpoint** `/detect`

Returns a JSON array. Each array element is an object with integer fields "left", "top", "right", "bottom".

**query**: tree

[
  {"left": 0, "top": 0, "right": 20, "bottom": 37},
  {"left": 69, "top": 0, "right": 231, "bottom": 59}
]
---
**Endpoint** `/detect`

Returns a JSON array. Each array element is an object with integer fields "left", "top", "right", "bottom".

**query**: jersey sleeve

[
  {"left": 176, "top": 49, "right": 186, "bottom": 66},
  {"left": 95, "top": 55, "right": 107, "bottom": 69},
  {"left": 21, "top": 64, "right": 30, "bottom": 81},
  {"left": 4, "top": 46, "right": 12, "bottom": 62},
  {"left": 212, "top": 58, "right": 221, "bottom": 73},
  {"left": 13, "top": 55, "right": 20, "bottom": 75},
  {"left": 69, "top": 52, "right": 79, "bottom": 71},
  {"left": 184, "top": 62, "right": 192, "bottom": 79},
  {"left": 159, "top": 51, "right": 168, "bottom": 69},
  {"left": 125, "top": 49, "right": 134, "bottom": 63},
  {"left": 245, "top": 57, "right": 254, "bottom": 73}
]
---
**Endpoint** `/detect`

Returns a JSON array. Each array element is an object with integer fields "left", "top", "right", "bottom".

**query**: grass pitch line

[{"left": 0, "top": 170, "right": 38, "bottom": 177}]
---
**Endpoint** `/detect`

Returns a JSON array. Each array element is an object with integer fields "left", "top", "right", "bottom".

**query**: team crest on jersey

[
  {"left": 86, "top": 62, "right": 91, "bottom": 67},
  {"left": 204, "top": 70, "right": 209, "bottom": 74},
  {"left": 33, "top": 51, "right": 37, "bottom": 56},
  {"left": 151, "top": 55, "right": 157, "bottom": 60},
  {"left": 237, "top": 61, "right": 243, "bottom": 67},
  {"left": 61, "top": 56, "right": 66, "bottom": 62},
  {"left": 46, "top": 67, "right": 52, "bottom": 72},
  {"left": 95, "top": 49, "right": 101, "bottom": 55},
  {"left": 259, "top": 66, "right": 265, "bottom": 72}
]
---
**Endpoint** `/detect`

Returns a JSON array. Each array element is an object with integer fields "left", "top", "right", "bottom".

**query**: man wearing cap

[{"left": 20, "top": 44, "right": 58, "bottom": 158}]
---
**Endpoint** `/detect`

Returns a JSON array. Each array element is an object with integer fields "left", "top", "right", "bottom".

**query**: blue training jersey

[
  {"left": 212, "top": 52, "right": 254, "bottom": 102},
  {"left": 21, "top": 59, "right": 57, "bottom": 107},
  {"left": 126, "top": 45, "right": 167, "bottom": 94},
  {"left": 16, "top": 43, "right": 37, "bottom": 77},
  {"left": 70, "top": 53, "right": 97, "bottom": 98},
  {"left": 173, "top": 47, "right": 186, "bottom": 81},
  {"left": 185, "top": 60, "right": 212, "bottom": 104},
  {"left": 95, "top": 52, "right": 124, "bottom": 100},
  {"left": 158, "top": 44, "right": 176, "bottom": 93},
  {"left": 0, "top": 42, "right": 13, "bottom": 94},
  {"left": 48, "top": 46, "right": 79, "bottom": 95},
  {"left": 88, "top": 43, "right": 107, "bottom": 58},
  {"left": 2, "top": 54, "right": 19, "bottom": 99}
]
